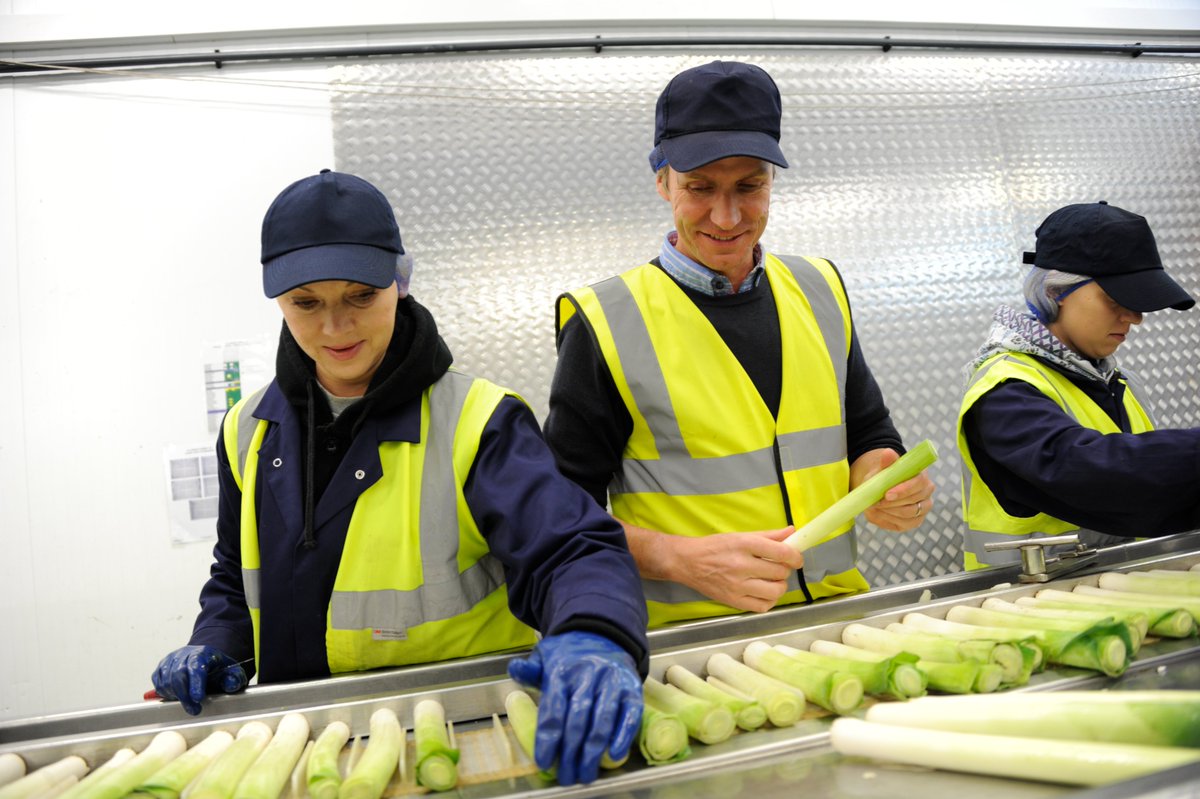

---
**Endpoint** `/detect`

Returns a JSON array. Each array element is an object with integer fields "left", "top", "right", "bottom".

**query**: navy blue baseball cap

[
  {"left": 648, "top": 60, "right": 788, "bottom": 173},
  {"left": 260, "top": 169, "right": 404, "bottom": 298},
  {"left": 1022, "top": 201, "right": 1194, "bottom": 313}
]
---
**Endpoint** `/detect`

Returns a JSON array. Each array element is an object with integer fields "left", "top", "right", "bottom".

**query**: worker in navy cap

[
  {"left": 544, "top": 61, "right": 934, "bottom": 628},
  {"left": 958, "top": 201, "right": 1200, "bottom": 570},
  {"left": 152, "top": 169, "right": 647, "bottom": 787}
]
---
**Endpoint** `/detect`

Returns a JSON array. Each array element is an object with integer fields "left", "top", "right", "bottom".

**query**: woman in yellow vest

[
  {"left": 958, "top": 201, "right": 1200, "bottom": 570},
  {"left": 150, "top": 170, "right": 647, "bottom": 787}
]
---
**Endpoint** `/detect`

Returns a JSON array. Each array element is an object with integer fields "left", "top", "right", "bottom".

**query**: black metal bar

[{"left": 2, "top": 33, "right": 1199, "bottom": 77}]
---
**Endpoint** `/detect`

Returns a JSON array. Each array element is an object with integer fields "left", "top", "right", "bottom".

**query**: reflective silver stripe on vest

[
  {"left": 243, "top": 568, "right": 261, "bottom": 611},
  {"left": 328, "top": 371, "right": 507, "bottom": 632},
  {"left": 641, "top": 528, "right": 858, "bottom": 604},
  {"left": 235, "top": 387, "right": 270, "bottom": 486},
  {"left": 599, "top": 256, "right": 847, "bottom": 497},
  {"left": 965, "top": 528, "right": 1125, "bottom": 566},
  {"left": 1117, "top": 368, "right": 1156, "bottom": 427}
]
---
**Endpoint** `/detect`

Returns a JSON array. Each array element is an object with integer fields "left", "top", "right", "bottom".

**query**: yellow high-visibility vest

[
  {"left": 559, "top": 254, "right": 868, "bottom": 626},
  {"left": 957, "top": 352, "right": 1153, "bottom": 570},
  {"left": 224, "top": 369, "right": 537, "bottom": 673}
]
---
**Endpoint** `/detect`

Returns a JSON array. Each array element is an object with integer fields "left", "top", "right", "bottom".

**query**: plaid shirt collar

[{"left": 659, "top": 231, "right": 765, "bottom": 297}]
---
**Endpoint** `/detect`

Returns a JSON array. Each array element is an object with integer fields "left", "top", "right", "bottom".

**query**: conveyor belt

[{"left": 3, "top": 533, "right": 1198, "bottom": 798}]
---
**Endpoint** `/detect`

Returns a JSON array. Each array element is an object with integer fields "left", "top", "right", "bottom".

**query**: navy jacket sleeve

[
  {"left": 467, "top": 396, "right": 650, "bottom": 675},
  {"left": 963, "top": 378, "right": 1200, "bottom": 536},
  {"left": 186, "top": 426, "right": 257, "bottom": 677}
]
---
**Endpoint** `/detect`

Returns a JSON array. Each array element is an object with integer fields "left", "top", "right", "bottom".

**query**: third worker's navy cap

[
  {"left": 1023, "top": 201, "right": 1194, "bottom": 313},
  {"left": 648, "top": 60, "right": 789, "bottom": 173},
  {"left": 261, "top": 169, "right": 404, "bottom": 298}
]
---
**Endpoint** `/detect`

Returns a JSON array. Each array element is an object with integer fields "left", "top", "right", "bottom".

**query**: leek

[
  {"left": 830, "top": 717, "right": 1200, "bottom": 787},
  {"left": 1030, "top": 588, "right": 1196, "bottom": 638},
  {"left": 235, "top": 713, "right": 310, "bottom": 799},
  {"left": 68, "top": 731, "right": 187, "bottom": 799},
  {"left": 845, "top": 620, "right": 1032, "bottom": 683},
  {"left": 899, "top": 611, "right": 1130, "bottom": 678},
  {"left": 57, "top": 749, "right": 135, "bottom": 799},
  {"left": 643, "top": 678, "right": 735, "bottom": 744},
  {"left": 705, "top": 653, "right": 805, "bottom": 727},
  {"left": 0, "top": 756, "right": 88, "bottom": 799},
  {"left": 306, "top": 722, "right": 351, "bottom": 799},
  {"left": 504, "top": 690, "right": 554, "bottom": 781},
  {"left": 1001, "top": 597, "right": 1151, "bottom": 643},
  {"left": 865, "top": 691, "right": 1200, "bottom": 746},
  {"left": 1099, "top": 571, "right": 1200, "bottom": 597},
  {"left": 775, "top": 642, "right": 925, "bottom": 700},
  {"left": 638, "top": 703, "right": 690, "bottom": 765},
  {"left": 920, "top": 659, "right": 1001, "bottom": 694},
  {"left": 410, "top": 701, "right": 457, "bottom": 793},
  {"left": 947, "top": 604, "right": 1142, "bottom": 656},
  {"left": 741, "top": 642, "right": 863, "bottom": 715},
  {"left": 665, "top": 664, "right": 767, "bottom": 731},
  {"left": 1072, "top": 584, "right": 1200, "bottom": 623},
  {"left": 188, "top": 722, "right": 273, "bottom": 799},
  {"left": 785, "top": 439, "right": 938, "bottom": 552},
  {"left": 0, "top": 756, "right": 23, "bottom": 790},
  {"left": 134, "top": 731, "right": 233, "bottom": 799}
]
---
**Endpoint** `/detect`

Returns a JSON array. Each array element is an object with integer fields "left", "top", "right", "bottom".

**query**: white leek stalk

[
  {"left": 998, "top": 597, "right": 1151, "bottom": 643},
  {"left": 637, "top": 704, "right": 690, "bottom": 766},
  {"left": 1072, "top": 584, "right": 1200, "bottom": 622},
  {"left": 0, "top": 756, "right": 88, "bottom": 799},
  {"left": 306, "top": 722, "right": 351, "bottom": 799},
  {"left": 946, "top": 604, "right": 1142, "bottom": 656},
  {"left": 69, "top": 732, "right": 187, "bottom": 799},
  {"left": 0, "top": 755, "right": 23, "bottom": 790},
  {"left": 188, "top": 722, "right": 273, "bottom": 799},
  {"left": 705, "top": 653, "right": 805, "bottom": 727},
  {"left": 1099, "top": 571, "right": 1200, "bottom": 597},
  {"left": 784, "top": 440, "right": 938, "bottom": 552},
  {"left": 410, "top": 701, "right": 457, "bottom": 793},
  {"left": 830, "top": 717, "right": 1200, "bottom": 787},
  {"left": 133, "top": 731, "right": 233, "bottom": 799},
  {"left": 57, "top": 749, "right": 136, "bottom": 799},
  {"left": 864, "top": 690, "right": 1200, "bottom": 746},
  {"left": 235, "top": 713, "right": 310, "bottom": 799},
  {"left": 504, "top": 691, "right": 553, "bottom": 781},
  {"left": 776, "top": 642, "right": 926, "bottom": 700}
]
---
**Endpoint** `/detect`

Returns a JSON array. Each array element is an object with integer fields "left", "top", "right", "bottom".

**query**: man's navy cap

[
  {"left": 261, "top": 169, "right": 404, "bottom": 298},
  {"left": 1022, "top": 201, "right": 1194, "bottom": 313},
  {"left": 649, "top": 60, "right": 789, "bottom": 173}
]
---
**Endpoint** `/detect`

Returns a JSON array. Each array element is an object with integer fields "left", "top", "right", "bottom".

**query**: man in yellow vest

[
  {"left": 544, "top": 61, "right": 935, "bottom": 627},
  {"left": 958, "top": 201, "right": 1199, "bottom": 570},
  {"left": 151, "top": 170, "right": 647, "bottom": 786}
]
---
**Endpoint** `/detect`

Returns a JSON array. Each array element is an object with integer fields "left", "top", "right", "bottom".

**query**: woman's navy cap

[
  {"left": 648, "top": 60, "right": 789, "bottom": 173},
  {"left": 260, "top": 169, "right": 404, "bottom": 298},
  {"left": 1023, "top": 201, "right": 1194, "bottom": 313}
]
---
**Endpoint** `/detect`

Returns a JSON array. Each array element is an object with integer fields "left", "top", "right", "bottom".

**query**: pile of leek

[
  {"left": 777, "top": 642, "right": 926, "bottom": 700},
  {"left": 133, "top": 731, "right": 234, "bottom": 799},
  {"left": 664, "top": 665, "right": 767, "bottom": 731},
  {"left": 1026, "top": 589, "right": 1195, "bottom": 638},
  {"left": 900, "top": 610, "right": 1131, "bottom": 678},
  {"left": 741, "top": 642, "right": 863, "bottom": 715},
  {"left": 842, "top": 621, "right": 1031, "bottom": 690},
  {"left": 705, "top": 653, "right": 806, "bottom": 727},
  {"left": 643, "top": 678, "right": 735, "bottom": 745}
]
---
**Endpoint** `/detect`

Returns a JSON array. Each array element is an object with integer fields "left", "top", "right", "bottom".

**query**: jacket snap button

[
  {"left": 272, "top": 458, "right": 282, "bottom": 468},
  {"left": 355, "top": 469, "right": 365, "bottom": 480}
]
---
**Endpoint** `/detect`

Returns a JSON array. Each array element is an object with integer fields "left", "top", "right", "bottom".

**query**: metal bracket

[{"left": 984, "top": 534, "right": 1099, "bottom": 583}]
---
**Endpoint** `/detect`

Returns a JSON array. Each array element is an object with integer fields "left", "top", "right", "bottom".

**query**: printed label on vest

[{"left": 372, "top": 628, "right": 408, "bottom": 641}]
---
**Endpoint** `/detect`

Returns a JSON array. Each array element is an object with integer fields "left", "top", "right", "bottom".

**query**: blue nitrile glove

[
  {"left": 508, "top": 631, "right": 643, "bottom": 786},
  {"left": 151, "top": 645, "right": 248, "bottom": 716}
]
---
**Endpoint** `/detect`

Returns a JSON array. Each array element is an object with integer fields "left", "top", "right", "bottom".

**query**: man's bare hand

[
  {"left": 625, "top": 523, "right": 805, "bottom": 613},
  {"left": 851, "top": 448, "right": 936, "bottom": 532}
]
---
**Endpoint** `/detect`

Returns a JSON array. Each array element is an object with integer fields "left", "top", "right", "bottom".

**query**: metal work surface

[{"left": 3, "top": 538, "right": 1198, "bottom": 797}]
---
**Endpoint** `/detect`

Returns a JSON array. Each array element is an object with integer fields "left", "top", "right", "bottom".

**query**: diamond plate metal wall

[{"left": 329, "top": 50, "right": 1200, "bottom": 587}]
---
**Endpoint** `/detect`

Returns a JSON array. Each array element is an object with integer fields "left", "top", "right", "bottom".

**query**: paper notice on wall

[
  {"left": 204, "top": 338, "right": 274, "bottom": 434},
  {"left": 164, "top": 445, "right": 221, "bottom": 543}
]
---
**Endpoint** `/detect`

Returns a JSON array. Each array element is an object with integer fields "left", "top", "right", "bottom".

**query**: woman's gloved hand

[
  {"left": 507, "top": 631, "right": 643, "bottom": 786},
  {"left": 151, "top": 645, "right": 249, "bottom": 716}
]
